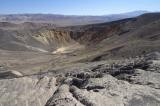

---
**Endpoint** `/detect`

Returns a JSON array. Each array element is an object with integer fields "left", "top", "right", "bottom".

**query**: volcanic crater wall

[
  {"left": 0, "top": 28, "right": 82, "bottom": 52},
  {"left": 32, "top": 30, "right": 78, "bottom": 51}
]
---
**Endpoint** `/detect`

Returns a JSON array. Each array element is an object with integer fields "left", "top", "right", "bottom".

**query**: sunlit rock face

[
  {"left": 45, "top": 52, "right": 160, "bottom": 106},
  {"left": 0, "top": 76, "right": 57, "bottom": 106}
]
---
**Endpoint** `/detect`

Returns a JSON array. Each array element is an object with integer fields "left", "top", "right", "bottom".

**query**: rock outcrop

[
  {"left": 0, "top": 76, "right": 57, "bottom": 106},
  {"left": 0, "top": 52, "right": 160, "bottom": 106},
  {"left": 0, "top": 70, "right": 23, "bottom": 79},
  {"left": 44, "top": 52, "right": 160, "bottom": 106}
]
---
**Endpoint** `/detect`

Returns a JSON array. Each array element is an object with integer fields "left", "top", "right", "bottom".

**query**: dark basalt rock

[
  {"left": 86, "top": 85, "right": 105, "bottom": 91},
  {"left": 71, "top": 78, "right": 88, "bottom": 88}
]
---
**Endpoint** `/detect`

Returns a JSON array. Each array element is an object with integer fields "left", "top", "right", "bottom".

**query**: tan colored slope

[
  {"left": 32, "top": 29, "right": 84, "bottom": 53},
  {"left": 0, "top": 27, "right": 84, "bottom": 53},
  {"left": 33, "top": 30, "right": 75, "bottom": 46}
]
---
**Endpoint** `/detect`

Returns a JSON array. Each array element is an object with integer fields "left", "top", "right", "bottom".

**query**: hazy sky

[{"left": 0, "top": 0, "right": 160, "bottom": 15}]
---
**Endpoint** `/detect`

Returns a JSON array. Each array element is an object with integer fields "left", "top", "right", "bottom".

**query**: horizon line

[{"left": 0, "top": 10, "right": 157, "bottom": 16}]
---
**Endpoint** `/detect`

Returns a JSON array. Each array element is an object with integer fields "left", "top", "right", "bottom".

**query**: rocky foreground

[{"left": 0, "top": 52, "right": 160, "bottom": 106}]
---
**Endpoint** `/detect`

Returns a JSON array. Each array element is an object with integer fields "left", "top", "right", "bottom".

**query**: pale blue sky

[{"left": 0, "top": 0, "right": 160, "bottom": 15}]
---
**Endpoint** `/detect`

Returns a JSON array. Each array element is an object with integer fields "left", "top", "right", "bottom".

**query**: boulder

[{"left": 0, "top": 70, "right": 23, "bottom": 79}]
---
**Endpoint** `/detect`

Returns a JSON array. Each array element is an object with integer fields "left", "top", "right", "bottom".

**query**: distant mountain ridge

[{"left": 0, "top": 11, "right": 149, "bottom": 26}]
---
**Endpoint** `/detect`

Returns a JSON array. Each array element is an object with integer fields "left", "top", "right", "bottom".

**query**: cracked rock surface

[
  {"left": 0, "top": 52, "right": 160, "bottom": 106},
  {"left": 0, "top": 76, "right": 57, "bottom": 106},
  {"left": 45, "top": 52, "right": 160, "bottom": 106}
]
